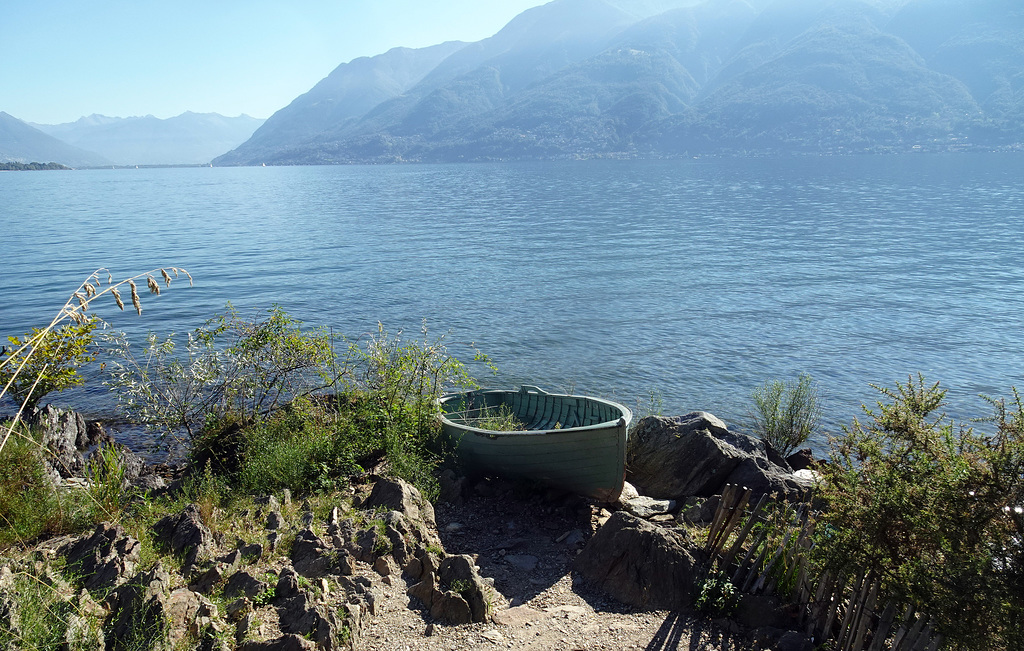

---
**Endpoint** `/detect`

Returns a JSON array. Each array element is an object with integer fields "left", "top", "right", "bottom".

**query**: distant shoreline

[{"left": 0, "top": 161, "right": 71, "bottom": 171}]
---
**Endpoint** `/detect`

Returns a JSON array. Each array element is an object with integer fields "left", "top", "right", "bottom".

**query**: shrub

[
  {"left": 106, "top": 304, "right": 334, "bottom": 442},
  {"left": 749, "top": 374, "right": 821, "bottom": 456},
  {"left": 814, "top": 375, "right": 1024, "bottom": 650},
  {"left": 236, "top": 395, "right": 371, "bottom": 495},
  {"left": 0, "top": 320, "right": 98, "bottom": 414}
]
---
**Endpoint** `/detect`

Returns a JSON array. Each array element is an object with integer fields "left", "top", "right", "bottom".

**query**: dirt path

[{"left": 356, "top": 477, "right": 749, "bottom": 651}]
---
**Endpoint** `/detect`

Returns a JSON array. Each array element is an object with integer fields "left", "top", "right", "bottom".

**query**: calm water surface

[{"left": 2, "top": 155, "right": 1023, "bottom": 452}]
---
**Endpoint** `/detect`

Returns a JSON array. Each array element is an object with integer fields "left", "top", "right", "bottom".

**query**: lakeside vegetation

[
  {"left": 1, "top": 269, "right": 1022, "bottom": 649},
  {"left": 0, "top": 161, "right": 70, "bottom": 170}
]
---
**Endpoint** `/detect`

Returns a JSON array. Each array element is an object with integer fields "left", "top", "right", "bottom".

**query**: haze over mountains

[
  {"left": 216, "top": 0, "right": 1024, "bottom": 165},
  {"left": 0, "top": 112, "right": 263, "bottom": 167},
  {"left": 34, "top": 113, "right": 265, "bottom": 166},
  {"left": 0, "top": 112, "right": 113, "bottom": 168}
]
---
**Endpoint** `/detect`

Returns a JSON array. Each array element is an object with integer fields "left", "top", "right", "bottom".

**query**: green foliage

[
  {"left": 469, "top": 403, "right": 526, "bottom": 432},
  {"left": 750, "top": 374, "right": 822, "bottom": 456},
  {"left": 236, "top": 395, "right": 371, "bottom": 495},
  {"left": 0, "top": 424, "right": 93, "bottom": 550},
  {"left": 347, "top": 321, "right": 481, "bottom": 436},
  {"left": 0, "top": 319, "right": 98, "bottom": 413},
  {"left": 107, "top": 304, "right": 334, "bottom": 442},
  {"left": 342, "top": 321, "right": 485, "bottom": 498},
  {"left": 814, "top": 375, "right": 1024, "bottom": 650},
  {"left": 86, "top": 443, "right": 137, "bottom": 523},
  {"left": 694, "top": 570, "right": 739, "bottom": 617},
  {"left": 0, "top": 564, "right": 104, "bottom": 650}
]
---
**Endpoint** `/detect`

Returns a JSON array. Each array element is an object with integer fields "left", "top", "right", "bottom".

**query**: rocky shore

[{"left": 1, "top": 406, "right": 820, "bottom": 650}]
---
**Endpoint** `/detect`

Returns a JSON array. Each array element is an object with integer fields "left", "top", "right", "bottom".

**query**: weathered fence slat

[
  {"left": 837, "top": 572, "right": 868, "bottom": 650},
  {"left": 889, "top": 605, "right": 916, "bottom": 650},
  {"left": 867, "top": 600, "right": 897, "bottom": 651},
  {"left": 849, "top": 577, "right": 880, "bottom": 651},
  {"left": 702, "top": 486, "right": 943, "bottom": 651},
  {"left": 705, "top": 484, "right": 739, "bottom": 553},
  {"left": 721, "top": 492, "right": 767, "bottom": 568}
]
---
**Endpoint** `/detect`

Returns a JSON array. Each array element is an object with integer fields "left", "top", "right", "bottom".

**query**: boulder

[
  {"left": 725, "top": 456, "right": 814, "bottom": 501},
  {"left": 86, "top": 442, "right": 145, "bottom": 488},
  {"left": 408, "top": 553, "right": 492, "bottom": 625},
  {"left": 32, "top": 404, "right": 88, "bottom": 479},
  {"left": 627, "top": 414, "right": 811, "bottom": 501},
  {"left": 574, "top": 512, "right": 705, "bottom": 610},
  {"left": 224, "top": 571, "right": 270, "bottom": 602},
  {"left": 362, "top": 477, "right": 436, "bottom": 530},
  {"left": 105, "top": 563, "right": 178, "bottom": 650},
  {"left": 274, "top": 567, "right": 345, "bottom": 650},
  {"left": 785, "top": 448, "right": 816, "bottom": 472},
  {"left": 621, "top": 496, "right": 676, "bottom": 518},
  {"left": 627, "top": 414, "right": 748, "bottom": 498}
]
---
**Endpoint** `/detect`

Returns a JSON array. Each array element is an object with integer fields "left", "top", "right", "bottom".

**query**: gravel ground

[{"left": 356, "top": 477, "right": 751, "bottom": 651}]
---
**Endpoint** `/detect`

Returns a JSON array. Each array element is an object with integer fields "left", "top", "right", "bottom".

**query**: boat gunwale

[{"left": 438, "top": 387, "right": 632, "bottom": 439}]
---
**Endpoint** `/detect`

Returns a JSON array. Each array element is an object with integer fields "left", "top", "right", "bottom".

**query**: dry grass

[{"left": 0, "top": 266, "right": 192, "bottom": 456}]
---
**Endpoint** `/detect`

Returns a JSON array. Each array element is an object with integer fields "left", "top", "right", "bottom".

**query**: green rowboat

[{"left": 439, "top": 386, "right": 632, "bottom": 502}]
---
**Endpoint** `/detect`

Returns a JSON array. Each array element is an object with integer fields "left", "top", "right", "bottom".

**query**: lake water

[{"left": 2, "top": 154, "right": 1023, "bottom": 453}]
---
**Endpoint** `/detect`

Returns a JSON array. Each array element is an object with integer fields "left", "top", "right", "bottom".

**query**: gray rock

[
  {"left": 61, "top": 522, "right": 141, "bottom": 591},
  {"left": 574, "top": 511, "right": 705, "bottom": 610},
  {"left": 274, "top": 566, "right": 344, "bottom": 650},
  {"left": 618, "top": 481, "right": 640, "bottom": 501},
  {"left": 363, "top": 477, "right": 436, "bottom": 529},
  {"left": 628, "top": 414, "right": 812, "bottom": 501},
  {"left": 105, "top": 563, "right": 175, "bottom": 650},
  {"left": 679, "top": 495, "right": 720, "bottom": 524},
  {"left": 224, "top": 570, "right": 270, "bottom": 601},
  {"left": 627, "top": 414, "right": 749, "bottom": 499},
  {"left": 621, "top": 496, "right": 676, "bottom": 518},
  {"left": 32, "top": 404, "right": 87, "bottom": 479},
  {"left": 152, "top": 504, "right": 214, "bottom": 572},
  {"left": 238, "top": 634, "right": 316, "bottom": 651},
  {"left": 290, "top": 529, "right": 332, "bottom": 578},
  {"left": 438, "top": 555, "right": 491, "bottom": 623},
  {"left": 725, "top": 456, "right": 814, "bottom": 501},
  {"left": 430, "top": 591, "right": 473, "bottom": 625},
  {"left": 504, "top": 554, "right": 539, "bottom": 572},
  {"left": 266, "top": 510, "right": 285, "bottom": 531}
]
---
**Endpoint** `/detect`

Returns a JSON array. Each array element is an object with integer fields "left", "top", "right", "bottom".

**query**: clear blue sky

[{"left": 0, "top": 1, "right": 548, "bottom": 125}]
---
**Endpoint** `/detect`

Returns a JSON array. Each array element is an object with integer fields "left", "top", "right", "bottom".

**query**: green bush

[
  {"left": 814, "top": 375, "right": 1024, "bottom": 650},
  {"left": 0, "top": 424, "right": 93, "bottom": 550},
  {"left": 236, "top": 395, "right": 371, "bottom": 494},
  {"left": 0, "top": 320, "right": 98, "bottom": 414},
  {"left": 106, "top": 304, "right": 335, "bottom": 442},
  {"left": 749, "top": 373, "right": 821, "bottom": 456}
]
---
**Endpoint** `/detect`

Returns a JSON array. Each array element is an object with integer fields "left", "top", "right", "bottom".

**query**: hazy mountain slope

[
  {"left": 887, "top": 0, "right": 1024, "bottom": 139},
  {"left": 36, "top": 112, "right": 263, "bottom": 165},
  {"left": 223, "top": 0, "right": 1024, "bottom": 164},
  {"left": 0, "top": 112, "right": 111, "bottom": 167},
  {"left": 646, "top": 10, "right": 981, "bottom": 153},
  {"left": 333, "top": 0, "right": 636, "bottom": 138},
  {"left": 214, "top": 42, "right": 466, "bottom": 165}
]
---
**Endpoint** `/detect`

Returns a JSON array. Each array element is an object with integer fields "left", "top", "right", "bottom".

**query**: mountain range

[
  {"left": 215, "top": 0, "right": 1024, "bottom": 165},
  {"left": 0, "top": 112, "right": 113, "bottom": 168},
  {"left": 0, "top": 112, "right": 264, "bottom": 167}
]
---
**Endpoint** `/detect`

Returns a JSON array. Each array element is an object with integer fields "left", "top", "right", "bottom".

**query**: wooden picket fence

[{"left": 701, "top": 484, "right": 944, "bottom": 651}]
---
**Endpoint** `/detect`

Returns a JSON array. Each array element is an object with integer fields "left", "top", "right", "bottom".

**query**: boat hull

[{"left": 439, "top": 386, "right": 632, "bottom": 501}]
